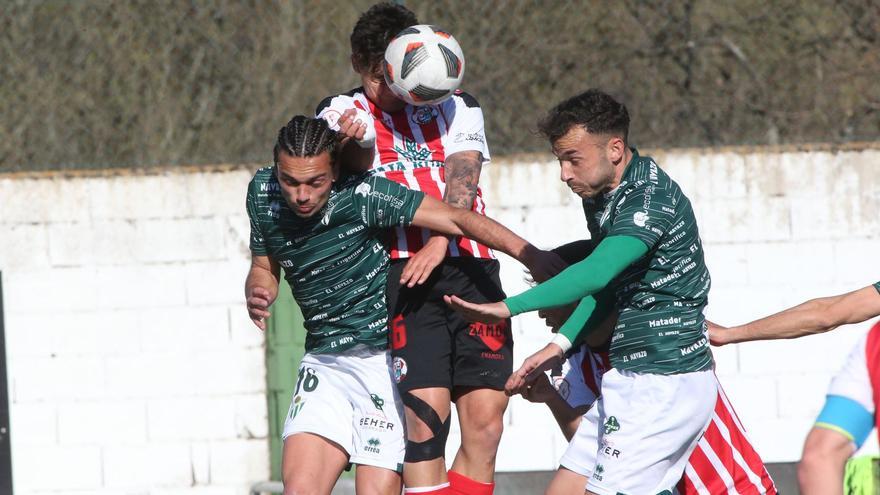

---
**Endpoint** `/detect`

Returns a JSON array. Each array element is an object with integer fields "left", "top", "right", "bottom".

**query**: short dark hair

[
  {"left": 273, "top": 116, "right": 340, "bottom": 165},
  {"left": 350, "top": 2, "right": 418, "bottom": 73},
  {"left": 538, "top": 89, "right": 630, "bottom": 144}
]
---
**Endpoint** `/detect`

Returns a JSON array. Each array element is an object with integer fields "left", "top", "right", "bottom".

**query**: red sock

[
  {"left": 404, "top": 482, "right": 453, "bottom": 494},
  {"left": 447, "top": 470, "right": 494, "bottom": 495}
]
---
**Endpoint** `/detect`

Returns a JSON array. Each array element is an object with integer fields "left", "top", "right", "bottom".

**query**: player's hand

[
  {"left": 246, "top": 286, "right": 274, "bottom": 331},
  {"left": 523, "top": 247, "right": 568, "bottom": 283},
  {"left": 337, "top": 108, "right": 367, "bottom": 141},
  {"left": 538, "top": 305, "right": 576, "bottom": 333},
  {"left": 443, "top": 296, "right": 511, "bottom": 323},
  {"left": 707, "top": 320, "right": 730, "bottom": 346},
  {"left": 336, "top": 108, "right": 375, "bottom": 148},
  {"left": 400, "top": 235, "right": 448, "bottom": 288},
  {"left": 520, "top": 371, "right": 560, "bottom": 404},
  {"left": 505, "top": 343, "right": 564, "bottom": 396}
]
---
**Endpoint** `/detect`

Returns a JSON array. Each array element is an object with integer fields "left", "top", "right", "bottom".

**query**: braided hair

[{"left": 273, "top": 115, "right": 341, "bottom": 166}]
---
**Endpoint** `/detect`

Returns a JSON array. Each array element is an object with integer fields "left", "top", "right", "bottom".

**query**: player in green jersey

[
  {"left": 446, "top": 89, "right": 718, "bottom": 494},
  {"left": 244, "top": 116, "right": 563, "bottom": 495}
]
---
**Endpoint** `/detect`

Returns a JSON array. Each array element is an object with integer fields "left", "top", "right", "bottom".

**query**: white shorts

[
  {"left": 282, "top": 346, "right": 406, "bottom": 471},
  {"left": 561, "top": 368, "right": 716, "bottom": 494}
]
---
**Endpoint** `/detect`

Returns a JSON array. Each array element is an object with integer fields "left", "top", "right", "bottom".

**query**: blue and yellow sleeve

[{"left": 814, "top": 394, "right": 875, "bottom": 449}]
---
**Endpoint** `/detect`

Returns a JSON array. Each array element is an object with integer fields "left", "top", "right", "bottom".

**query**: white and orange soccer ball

[{"left": 383, "top": 24, "right": 465, "bottom": 106}]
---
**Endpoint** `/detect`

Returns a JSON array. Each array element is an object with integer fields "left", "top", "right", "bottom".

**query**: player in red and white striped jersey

[{"left": 315, "top": 4, "right": 548, "bottom": 494}]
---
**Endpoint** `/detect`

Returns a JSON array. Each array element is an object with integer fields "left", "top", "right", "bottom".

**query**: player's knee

[
  {"left": 463, "top": 410, "right": 504, "bottom": 445},
  {"left": 402, "top": 391, "right": 450, "bottom": 462},
  {"left": 405, "top": 411, "right": 440, "bottom": 442}
]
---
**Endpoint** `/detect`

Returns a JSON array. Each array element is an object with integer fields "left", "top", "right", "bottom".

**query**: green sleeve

[
  {"left": 874, "top": 281, "right": 880, "bottom": 294},
  {"left": 504, "top": 235, "right": 648, "bottom": 315},
  {"left": 557, "top": 289, "right": 616, "bottom": 347},
  {"left": 246, "top": 179, "right": 268, "bottom": 256}
]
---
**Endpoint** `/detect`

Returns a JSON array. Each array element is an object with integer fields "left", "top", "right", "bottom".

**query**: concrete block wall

[
  {"left": 0, "top": 167, "right": 268, "bottom": 495},
  {"left": 1, "top": 145, "right": 878, "bottom": 493},
  {"left": 477, "top": 145, "right": 880, "bottom": 468}
]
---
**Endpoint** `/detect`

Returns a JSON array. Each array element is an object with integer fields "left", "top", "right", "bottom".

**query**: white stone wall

[
  {"left": 1, "top": 168, "right": 267, "bottom": 495},
  {"left": 1, "top": 146, "right": 878, "bottom": 493}
]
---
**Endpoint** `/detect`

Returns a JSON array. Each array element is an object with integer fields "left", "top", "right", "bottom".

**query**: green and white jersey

[
  {"left": 247, "top": 167, "right": 425, "bottom": 354},
  {"left": 583, "top": 149, "right": 713, "bottom": 374}
]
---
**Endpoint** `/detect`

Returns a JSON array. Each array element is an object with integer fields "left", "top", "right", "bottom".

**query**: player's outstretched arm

[
  {"left": 244, "top": 254, "right": 280, "bottom": 331},
  {"left": 710, "top": 283, "right": 880, "bottom": 346},
  {"left": 410, "top": 195, "right": 567, "bottom": 281}
]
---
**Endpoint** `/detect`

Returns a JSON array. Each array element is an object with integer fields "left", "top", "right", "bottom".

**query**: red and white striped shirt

[
  {"left": 317, "top": 88, "right": 494, "bottom": 260},
  {"left": 558, "top": 347, "right": 778, "bottom": 494}
]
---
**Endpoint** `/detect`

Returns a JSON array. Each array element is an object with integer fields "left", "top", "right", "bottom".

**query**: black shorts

[{"left": 386, "top": 258, "right": 513, "bottom": 393}]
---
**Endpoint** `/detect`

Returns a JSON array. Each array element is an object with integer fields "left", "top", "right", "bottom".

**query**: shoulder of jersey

[
  {"left": 451, "top": 89, "right": 481, "bottom": 109},
  {"left": 315, "top": 87, "right": 365, "bottom": 115},
  {"left": 248, "top": 165, "right": 278, "bottom": 196}
]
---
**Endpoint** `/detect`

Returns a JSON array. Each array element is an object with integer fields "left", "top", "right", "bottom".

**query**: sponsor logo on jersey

[
  {"left": 600, "top": 437, "right": 622, "bottom": 458},
  {"left": 321, "top": 203, "right": 338, "bottom": 226},
  {"left": 355, "top": 182, "right": 372, "bottom": 197},
  {"left": 469, "top": 321, "right": 508, "bottom": 352},
  {"left": 393, "top": 357, "right": 408, "bottom": 383},
  {"left": 593, "top": 464, "right": 604, "bottom": 481},
  {"left": 394, "top": 137, "right": 433, "bottom": 162},
  {"left": 680, "top": 336, "right": 708, "bottom": 356},
  {"left": 648, "top": 316, "right": 682, "bottom": 328},
  {"left": 279, "top": 259, "right": 294, "bottom": 268},
  {"left": 603, "top": 416, "right": 621, "bottom": 434},
  {"left": 339, "top": 224, "right": 365, "bottom": 238},
  {"left": 454, "top": 131, "right": 485, "bottom": 144},
  {"left": 364, "top": 437, "right": 381, "bottom": 454},
  {"left": 268, "top": 200, "right": 281, "bottom": 219},
  {"left": 633, "top": 210, "right": 648, "bottom": 227},
  {"left": 649, "top": 271, "right": 682, "bottom": 289},
  {"left": 260, "top": 182, "right": 280, "bottom": 192},
  {"left": 370, "top": 394, "right": 385, "bottom": 411},
  {"left": 288, "top": 395, "right": 305, "bottom": 420},
  {"left": 359, "top": 414, "right": 395, "bottom": 431},
  {"left": 321, "top": 109, "right": 341, "bottom": 129},
  {"left": 599, "top": 201, "right": 613, "bottom": 227},
  {"left": 411, "top": 106, "right": 438, "bottom": 125}
]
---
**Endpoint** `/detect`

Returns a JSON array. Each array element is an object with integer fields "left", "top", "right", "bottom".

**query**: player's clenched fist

[
  {"left": 246, "top": 286, "right": 275, "bottom": 331},
  {"left": 335, "top": 108, "right": 376, "bottom": 149}
]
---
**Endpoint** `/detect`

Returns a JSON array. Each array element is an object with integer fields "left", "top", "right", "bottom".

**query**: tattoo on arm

[{"left": 444, "top": 151, "right": 483, "bottom": 209}]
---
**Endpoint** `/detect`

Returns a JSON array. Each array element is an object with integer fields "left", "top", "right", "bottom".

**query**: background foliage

[{"left": 3, "top": 0, "right": 879, "bottom": 171}]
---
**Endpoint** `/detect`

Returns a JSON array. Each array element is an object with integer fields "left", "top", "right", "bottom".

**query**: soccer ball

[{"left": 383, "top": 25, "right": 465, "bottom": 106}]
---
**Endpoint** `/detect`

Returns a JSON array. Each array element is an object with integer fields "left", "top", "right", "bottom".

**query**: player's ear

[
  {"left": 331, "top": 158, "right": 340, "bottom": 182},
  {"left": 607, "top": 136, "right": 626, "bottom": 164}
]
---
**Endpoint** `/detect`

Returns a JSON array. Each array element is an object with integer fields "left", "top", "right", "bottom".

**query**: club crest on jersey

[
  {"left": 393, "top": 137, "right": 433, "bottom": 162},
  {"left": 393, "top": 357, "right": 408, "bottom": 383},
  {"left": 411, "top": 106, "right": 438, "bottom": 125}
]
